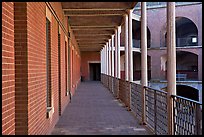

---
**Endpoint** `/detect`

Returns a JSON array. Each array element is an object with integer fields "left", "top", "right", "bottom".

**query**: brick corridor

[{"left": 51, "top": 81, "right": 152, "bottom": 135}]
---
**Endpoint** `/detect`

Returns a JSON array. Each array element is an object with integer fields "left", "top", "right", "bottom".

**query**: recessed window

[{"left": 46, "top": 18, "right": 52, "bottom": 109}]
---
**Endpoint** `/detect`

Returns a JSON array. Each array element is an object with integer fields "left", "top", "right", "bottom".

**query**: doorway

[{"left": 89, "top": 63, "right": 101, "bottom": 81}]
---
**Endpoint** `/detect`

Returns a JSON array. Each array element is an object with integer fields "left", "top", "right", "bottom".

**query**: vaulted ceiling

[{"left": 61, "top": 2, "right": 137, "bottom": 51}]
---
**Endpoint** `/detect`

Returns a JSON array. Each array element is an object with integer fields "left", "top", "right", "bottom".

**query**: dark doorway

[
  {"left": 176, "top": 85, "right": 199, "bottom": 101},
  {"left": 89, "top": 63, "right": 101, "bottom": 81}
]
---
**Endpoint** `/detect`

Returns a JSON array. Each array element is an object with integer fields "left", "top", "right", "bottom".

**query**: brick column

[{"left": 14, "top": 2, "right": 28, "bottom": 134}]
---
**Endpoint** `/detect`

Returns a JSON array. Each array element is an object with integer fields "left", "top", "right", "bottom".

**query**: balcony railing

[
  {"left": 172, "top": 95, "right": 202, "bottom": 135},
  {"left": 144, "top": 86, "right": 168, "bottom": 134},
  {"left": 101, "top": 73, "right": 202, "bottom": 135}
]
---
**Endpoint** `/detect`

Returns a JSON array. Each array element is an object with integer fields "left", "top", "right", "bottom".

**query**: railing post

[
  {"left": 154, "top": 90, "right": 157, "bottom": 134},
  {"left": 195, "top": 104, "right": 202, "bottom": 135}
]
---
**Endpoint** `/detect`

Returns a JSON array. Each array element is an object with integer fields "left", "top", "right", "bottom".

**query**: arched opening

[
  {"left": 133, "top": 52, "right": 151, "bottom": 81},
  {"left": 176, "top": 51, "right": 198, "bottom": 80},
  {"left": 160, "top": 51, "right": 198, "bottom": 80},
  {"left": 176, "top": 85, "right": 199, "bottom": 101},
  {"left": 163, "top": 17, "right": 198, "bottom": 47},
  {"left": 133, "top": 20, "right": 151, "bottom": 48}
]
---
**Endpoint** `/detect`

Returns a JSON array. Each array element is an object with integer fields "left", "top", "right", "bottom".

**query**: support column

[
  {"left": 108, "top": 39, "right": 111, "bottom": 76},
  {"left": 105, "top": 45, "right": 107, "bottom": 75},
  {"left": 106, "top": 43, "right": 109, "bottom": 75},
  {"left": 167, "top": 2, "right": 176, "bottom": 135},
  {"left": 124, "top": 14, "right": 129, "bottom": 81},
  {"left": 102, "top": 48, "right": 104, "bottom": 74},
  {"left": 103, "top": 48, "right": 105, "bottom": 74},
  {"left": 104, "top": 46, "right": 106, "bottom": 74},
  {"left": 117, "top": 26, "right": 121, "bottom": 79},
  {"left": 114, "top": 29, "right": 118, "bottom": 78},
  {"left": 111, "top": 35, "right": 115, "bottom": 77},
  {"left": 141, "top": 2, "right": 147, "bottom": 125},
  {"left": 128, "top": 9, "right": 133, "bottom": 82}
]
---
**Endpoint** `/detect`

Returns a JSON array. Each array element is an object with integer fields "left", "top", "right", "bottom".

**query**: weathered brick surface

[{"left": 2, "top": 2, "right": 15, "bottom": 135}]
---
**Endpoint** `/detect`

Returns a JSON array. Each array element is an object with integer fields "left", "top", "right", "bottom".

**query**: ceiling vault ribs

[{"left": 61, "top": 2, "right": 137, "bottom": 51}]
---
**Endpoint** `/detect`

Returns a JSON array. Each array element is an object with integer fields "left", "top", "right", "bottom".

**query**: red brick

[{"left": 2, "top": 2, "right": 15, "bottom": 135}]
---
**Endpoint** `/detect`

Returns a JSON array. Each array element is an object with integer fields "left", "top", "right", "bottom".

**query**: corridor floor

[{"left": 51, "top": 81, "right": 152, "bottom": 135}]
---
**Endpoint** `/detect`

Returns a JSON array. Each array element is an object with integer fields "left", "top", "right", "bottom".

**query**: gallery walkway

[{"left": 51, "top": 81, "right": 152, "bottom": 135}]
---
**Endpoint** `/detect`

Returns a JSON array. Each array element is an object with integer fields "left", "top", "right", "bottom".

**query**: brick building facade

[
  {"left": 2, "top": 2, "right": 81, "bottom": 134},
  {"left": 2, "top": 2, "right": 202, "bottom": 135}
]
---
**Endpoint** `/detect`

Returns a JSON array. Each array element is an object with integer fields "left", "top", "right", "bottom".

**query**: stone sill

[{"left": 46, "top": 107, "right": 54, "bottom": 119}]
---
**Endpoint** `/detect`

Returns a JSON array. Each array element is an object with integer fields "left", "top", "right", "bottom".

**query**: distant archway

[
  {"left": 176, "top": 85, "right": 199, "bottom": 101},
  {"left": 161, "top": 17, "right": 198, "bottom": 47},
  {"left": 133, "top": 20, "right": 151, "bottom": 48},
  {"left": 133, "top": 52, "right": 151, "bottom": 80},
  {"left": 159, "top": 51, "right": 198, "bottom": 80},
  {"left": 176, "top": 51, "right": 198, "bottom": 80},
  {"left": 162, "top": 85, "right": 199, "bottom": 101}
]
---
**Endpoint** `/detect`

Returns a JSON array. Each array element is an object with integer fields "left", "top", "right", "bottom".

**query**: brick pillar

[{"left": 14, "top": 2, "right": 28, "bottom": 135}]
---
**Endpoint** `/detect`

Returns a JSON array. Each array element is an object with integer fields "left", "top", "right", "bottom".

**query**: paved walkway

[{"left": 51, "top": 81, "right": 152, "bottom": 135}]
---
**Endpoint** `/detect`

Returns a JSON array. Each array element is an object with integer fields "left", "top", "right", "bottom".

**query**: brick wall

[
  {"left": 26, "top": 2, "right": 48, "bottom": 134},
  {"left": 2, "top": 2, "right": 81, "bottom": 135},
  {"left": 2, "top": 2, "right": 15, "bottom": 135}
]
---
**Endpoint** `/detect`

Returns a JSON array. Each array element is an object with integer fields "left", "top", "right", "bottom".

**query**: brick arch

[
  {"left": 175, "top": 15, "right": 199, "bottom": 30},
  {"left": 160, "top": 16, "right": 198, "bottom": 47},
  {"left": 176, "top": 84, "right": 199, "bottom": 91},
  {"left": 176, "top": 48, "right": 199, "bottom": 56},
  {"left": 162, "top": 84, "right": 199, "bottom": 92}
]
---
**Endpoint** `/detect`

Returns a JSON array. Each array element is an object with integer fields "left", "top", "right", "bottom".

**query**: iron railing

[
  {"left": 130, "top": 82, "right": 143, "bottom": 120},
  {"left": 100, "top": 74, "right": 202, "bottom": 135},
  {"left": 119, "top": 79, "right": 130, "bottom": 108},
  {"left": 172, "top": 95, "right": 202, "bottom": 135},
  {"left": 113, "top": 78, "right": 119, "bottom": 98},
  {"left": 144, "top": 86, "right": 168, "bottom": 135}
]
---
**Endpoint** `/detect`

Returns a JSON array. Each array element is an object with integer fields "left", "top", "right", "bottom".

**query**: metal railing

[
  {"left": 113, "top": 78, "right": 119, "bottom": 98},
  {"left": 119, "top": 79, "right": 130, "bottom": 108},
  {"left": 145, "top": 86, "right": 168, "bottom": 135},
  {"left": 130, "top": 82, "right": 143, "bottom": 120},
  {"left": 100, "top": 74, "right": 202, "bottom": 135},
  {"left": 172, "top": 95, "right": 202, "bottom": 135}
]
